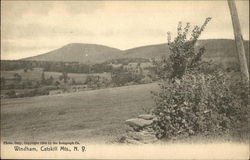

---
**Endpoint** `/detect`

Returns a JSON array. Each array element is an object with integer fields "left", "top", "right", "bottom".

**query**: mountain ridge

[
  {"left": 22, "top": 39, "right": 249, "bottom": 63},
  {"left": 23, "top": 43, "right": 123, "bottom": 63}
]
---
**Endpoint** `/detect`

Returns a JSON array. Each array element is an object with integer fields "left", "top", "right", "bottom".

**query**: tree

[
  {"left": 71, "top": 78, "right": 76, "bottom": 85},
  {"left": 1, "top": 77, "right": 6, "bottom": 86},
  {"left": 47, "top": 76, "right": 54, "bottom": 85},
  {"left": 27, "top": 81, "right": 32, "bottom": 88},
  {"left": 41, "top": 72, "right": 46, "bottom": 85},
  {"left": 55, "top": 81, "right": 60, "bottom": 86},
  {"left": 6, "top": 90, "right": 16, "bottom": 98},
  {"left": 59, "top": 71, "right": 69, "bottom": 83},
  {"left": 13, "top": 73, "right": 22, "bottom": 83},
  {"left": 154, "top": 17, "right": 212, "bottom": 80}
]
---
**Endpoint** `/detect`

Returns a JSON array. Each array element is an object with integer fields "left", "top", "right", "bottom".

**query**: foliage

[
  {"left": 41, "top": 72, "right": 55, "bottom": 85},
  {"left": 59, "top": 71, "right": 69, "bottom": 83},
  {"left": 106, "top": 58, "right": 149, "bottom": 65},
  {"left": 111, "top": 66, "right": 144, "bottom": 86},
  {"left": 41, "top": 72, "right": 46, "bottom": 84},
  {"left": 71, "top": 78, "right": 77, "bottom": 85},
  {"left": 1, "top": 58, "right": 150, "bottom": 74},
  {"left": 0, "top": 77, "right": 6, "bottom": 86},
  {"left": 152, "top": 72, "right": 249, "bottom": 139},
  {"left": 152, "top": 18, "right": 249, "bottom": 141},
  {"left": 5, "top": 90, "right": 16, "bottom": 98},
  {"left": 6, "top": 87, "right": 58, "bottom": 98},
  {"left": 85, "top": 75, "right": 100, "bottom": 86},
  {"left": 47, "top": 76, "right": 54, "bottom": 85},
  {"left": 13, "top": 73, "right": 22, "bottom": 83},
  {"left": 17, "top": 88, "right": 50, "bottom": 98},
  {"left": 1, "top": 60, "right": 114, "bottom": 74},
  {"left": 154, "top": 17, "right": 212, "bottom": 80}
]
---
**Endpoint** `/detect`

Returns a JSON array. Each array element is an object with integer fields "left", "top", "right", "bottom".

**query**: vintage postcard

[{"left": 1, "top": 0, "right": 249, "bottom": 159}]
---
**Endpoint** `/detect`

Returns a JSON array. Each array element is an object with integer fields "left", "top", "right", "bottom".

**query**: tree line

[
  {"left": 1, "top": 60, "right": 111, "bottom": 73},
  {"left": 1, "top": 58, "right": 150, "bottom": 73}
]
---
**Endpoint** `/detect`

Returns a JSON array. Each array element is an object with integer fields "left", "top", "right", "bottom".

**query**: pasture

[
  {"left": 1, "top": 68, "right": 43, "bottom": 81},
  {"left": 1, "top": 83, "right": 158, "bottom": 143},
  {"left": 45, "top": 71, "right": 111, "bottom": 82}
]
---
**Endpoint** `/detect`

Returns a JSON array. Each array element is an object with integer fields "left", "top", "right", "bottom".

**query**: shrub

[
  {"left": 111, "top": 67, "right": 144, "bottom": 86},
  {"left": 152, "top": 72, "right": 249, "bottom": 139},
  {"left": 14, "top": 88, "right": 50, "bottom": 98},
  {"left": 151, "top": 17, "right": 249, "bottom": 141},
  {"left": 6, "top": 90, "right": 16, "bottom": 98},
  {"left": 154, "top": 17, "right": 211, "bottom": 80},
  {"left": 85, "top": 75, "right": 101, "bottom": 86}
]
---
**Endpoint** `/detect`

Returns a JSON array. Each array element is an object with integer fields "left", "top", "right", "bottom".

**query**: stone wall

[{"left": 122, "top": 114, "right": 158, "bottom": 144}]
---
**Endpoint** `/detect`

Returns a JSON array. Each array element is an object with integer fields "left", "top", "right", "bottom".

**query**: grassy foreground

[{"left": 1, "top": 83, "right": 158, "bottom": 143}]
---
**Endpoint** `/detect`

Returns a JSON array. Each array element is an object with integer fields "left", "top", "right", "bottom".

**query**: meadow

[{"left": 1, "top": 83, "right": 158, "bottom": 143}]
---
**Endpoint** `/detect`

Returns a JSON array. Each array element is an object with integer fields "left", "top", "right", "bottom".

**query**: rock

[
  {"left": 143, "top": 126, "right": 155, "bottom": 132},
  {"left": 142, "top": 138, "right": 158, "bottom": 144},
  {"left": 140, "top": 131, "right": 157, "bottom": 138},
  {"left": 138, "top": 114, "right": 155, "bottom": 120},
  {"left": 125, "top": 118, "right": 153, "bottom": 129},
  {"left": 126, "top": 130, "right": 158, "bottom": 144},
  {"left": 117, "top": 136, "right": 127, "bottom": 143},
  {"left": 127, "top": 132, "right": 144, "bottom": 141},
  {"left": 125, "top": 138, "right": 142, "bottom": 145}
]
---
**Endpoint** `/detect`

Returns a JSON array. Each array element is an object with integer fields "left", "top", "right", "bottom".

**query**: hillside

[
  {"left": 1, "top": 83, "right": 158, "bottom": 142},
  {"left": 123, "top": 39, "right": 249, "bottom": 59},
  {"left": 22, "top": 39, "right": 249, "bottom": 65},
  {"left": 23, "top": 43, "right": 123, "bottom": 63},
  {"left": 123, "top": 43, "right": 170, "bottom": 59}
]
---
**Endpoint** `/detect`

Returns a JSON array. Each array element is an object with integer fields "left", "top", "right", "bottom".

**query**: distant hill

[
  {"left": 123, "top": 39, "right": 249, "bottom": 59},
  {"left": 22, "top": 39, "right": 249, "bottom": 66},
  {"left": 123, "top": 39, "right": 249, "bottom": 68},
  {"left": 23, "top": 43, "right": 123, "bottom": 63},
  {"left": 123, "top": 43, "right": 170, "bottom": 59}
]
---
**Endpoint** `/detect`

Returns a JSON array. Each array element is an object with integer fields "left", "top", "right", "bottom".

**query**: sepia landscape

[{"left": 1, "top": 0, "right": 249, "bottom": 152}]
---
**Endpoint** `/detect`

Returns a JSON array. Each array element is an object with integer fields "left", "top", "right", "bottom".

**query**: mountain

[
  {"left": 23, "top": 39, "right": 249, "bottom": 65},
  {"left": 123, "top": 39, "right": 249, "bottom": 68},
  {"left": 123, "top": 43, "right": 170, "bottom": 59},
  {"left": 23, "top": 43, "right": 123, "bottom": 63},
  {"left": 123, "top": 39, "right": 249, "bottom": 59}
]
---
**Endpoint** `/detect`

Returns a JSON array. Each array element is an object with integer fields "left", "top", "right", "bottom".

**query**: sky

[{"left": 1, "top": 0, "right": 249, "bottom": 60}]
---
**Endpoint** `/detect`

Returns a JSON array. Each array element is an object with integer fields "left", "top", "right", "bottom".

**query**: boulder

[
  {"left": 125, "top": 118, "right": 153, "bottom": 129},
  {"left": 125, "top": 138, "right": 142, "bottom": 145},
  {"left": 138, "top": 114, "right": 155, "bottom": 120},
  {"left": 126, "top": 131, "right": 158, "bottom": 144}
]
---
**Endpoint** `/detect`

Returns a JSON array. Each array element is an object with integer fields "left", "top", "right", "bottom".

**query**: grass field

[
  {"left": 45, "top": 71, "right": 111, "bottom": 83},
  {"left": 1, "top": 68, "right": 43, "bottom": 81},
  {"left": 1, "top": 83, "right": 158, "bottom": 143}
]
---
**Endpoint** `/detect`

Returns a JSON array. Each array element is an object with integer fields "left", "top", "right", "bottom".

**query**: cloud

[
  {"left": 60, "top": 1, "right": 105, "bottom": 14},
  {"left": 2, "top": 22, "right": 96, "bottom": 40},
  {"left": 1, "top": 1, "right": 249, "bottom": 60}
]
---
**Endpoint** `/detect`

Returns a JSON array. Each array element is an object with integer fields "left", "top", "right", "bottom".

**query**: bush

[
  {"left": 111, "top": 67, "right": 144, "bottom": 86},
  {"left": 85, "top": 75, "right": 101, "bottom": 87},
  {"left": 152, "top": 72, "right": 249, "bottom": 139},
  {"left": 5, "top": 90, "right": 16, "bottom": 98},
  {"left": 154, "top": 17, "right": 211, "bottom": 80},
  {"left": 15, "top": 88, "right": 50, "bottom": 98},
  {"left": 151, "top": 17, "right": 249, "bottom": 141}
]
